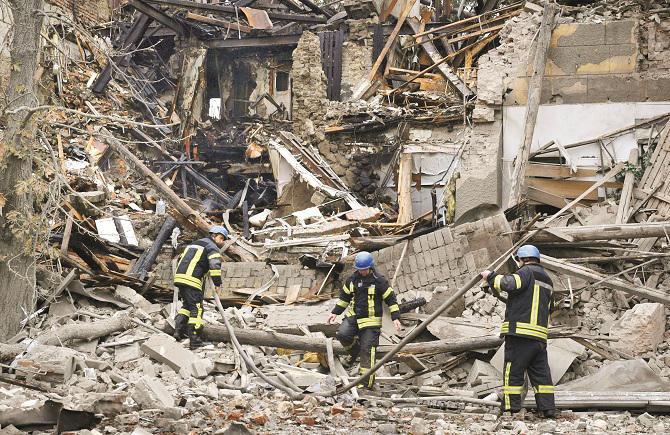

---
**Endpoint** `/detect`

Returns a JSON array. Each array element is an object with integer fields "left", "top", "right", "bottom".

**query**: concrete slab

[
  {"left": 610, "top": 303, "right": 666, "bottom": 356},
  {"left": 550, "top": 45, "right": 611, "bottom": 76},
  {"left": 548, "top": 76, "right": 589, "bottom": 104},
  {"left": 467, "top": 359, "right": 502, "bottom": 387},
  {"left": 140, "top": 335, "right": 209, "bottom": 378},
  {"left": 587, "top": 75, "right": 646, "bottom": 102},
  {"left": 646, "top": 77, "right": 670, "bottom": 101},
  {"left": 552, "top": 23, "right": 605, "bottom": 47},
  {"left": 132, "top": 376, "right": 175, "bottom": 409},
  {"left": 115, "top": 285, "right": 153, "bottom": 311},
  {"left": 115, "top": 343, "right": 142, "bottom": 363},
  {"left": 258, "top": 301, "right": 336, "bottom": 335},
  {"left": 605, "top": 20, "right": 637, "bottom": 45},
  {"left": 558, "top": 359, "right": 670, "bottom": 392}
]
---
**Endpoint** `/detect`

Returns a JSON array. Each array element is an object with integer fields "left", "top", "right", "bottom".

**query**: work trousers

[
  {"left": 502, "top": 335, "right": 555, "bottom": 412},
  {"left": 336, "top": 316, "right": 381, "bottom": 388},
  {"left": 177, "top": 284, "right": 204, "bottom": 334}
]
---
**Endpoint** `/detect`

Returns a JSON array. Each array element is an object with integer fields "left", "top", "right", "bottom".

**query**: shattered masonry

[{"left": 2, "top": 0, "right": 670, "bottom": 434}]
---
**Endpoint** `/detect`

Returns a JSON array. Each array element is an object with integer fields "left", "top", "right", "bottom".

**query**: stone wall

[
  {"left": 372, "top": 214, "right": 513, "bottom": 296},
  {"left": 291, "top": 31, "right": 329, "bottom": 142}
]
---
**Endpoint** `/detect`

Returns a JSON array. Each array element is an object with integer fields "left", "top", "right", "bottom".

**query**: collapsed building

[{"left": 2, "top": 0, "right": 670, "bottom": 433}]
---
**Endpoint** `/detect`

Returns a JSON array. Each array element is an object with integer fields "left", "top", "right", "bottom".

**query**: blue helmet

[
  {"left": 209, "top": 225, "right": 229, "bottom": 238},
  {"left": 354, "top": 251, "right": 374, "bottom": 270},
  {"left": 516, "top": 245, "right": 540, "bottom": 261}
]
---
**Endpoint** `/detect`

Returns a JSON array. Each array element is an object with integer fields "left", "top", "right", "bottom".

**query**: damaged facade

[{"left": 3, "top": 0, "right": 670, "bottom": 434}]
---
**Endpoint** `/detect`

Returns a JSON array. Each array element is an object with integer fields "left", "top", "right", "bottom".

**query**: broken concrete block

[
  {"left": 466, "top": 360, "right": 502, "bottom": 387},
  {"left": 344, "top": 206, "right": 382, "bottom": 222},
  {"left": 559, "top": 359, "right": 670, "bottom": 392},
  {"left": 114, "top": 343, "right": 142, "bottom": 364},
  {"left": 610, "top": 303, "right": 666, "bottom": 356},
  {"left": 48, "top": 300, "right": 76, "bottom": 319},
  {"left": 131, "top": 376, "right": 175, "bottom": 409},
  {"left": 140, "top": 335, "right": 209, "bottom": 378},
  {"left": 114, "top": 286, "right": 153, "bottom": 311},
  {"left": 472, "top": 104, "right": 495, "bottom": 123}
]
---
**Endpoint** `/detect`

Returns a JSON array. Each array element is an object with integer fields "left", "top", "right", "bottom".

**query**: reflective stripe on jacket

[
  {"left": 174, "top": 237, "right": 222, "bottom": 291},
  {"left": 487, "top": 263, "right": 553, "bottom": 342},
  {"left": 331, "top": 270, "right": 400, "bottom": 329}
]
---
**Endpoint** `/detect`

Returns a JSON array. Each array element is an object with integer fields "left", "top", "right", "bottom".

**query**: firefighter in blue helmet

[
  {"left": 481, "top": 245, "right": 556, "bottom": 418},
  {"left": 173, "top": 226, "right": 228, "bottom": 349},
  {"left": 327, "top": 251, "right": 401, "bottom": 388}
]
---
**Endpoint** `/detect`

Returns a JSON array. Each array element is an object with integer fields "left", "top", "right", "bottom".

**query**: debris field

[{"left": 2, "top": 0, "right": 670, "bottom": 433}]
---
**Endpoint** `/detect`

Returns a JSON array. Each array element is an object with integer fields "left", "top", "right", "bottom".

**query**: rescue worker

[
  {"left": 327, "top": 251, "right": 401, "bottom": 389},
  {"left": 480, "top": 245, "right": 556, "bottom": 417},
  {"left": 173, "top": 226, "right": 227, "bottom": 349}
]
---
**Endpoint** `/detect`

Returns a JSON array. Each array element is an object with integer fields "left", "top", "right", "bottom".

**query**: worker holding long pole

[{"left": 480, "top": 245, "right": 556, "bottom": 418}]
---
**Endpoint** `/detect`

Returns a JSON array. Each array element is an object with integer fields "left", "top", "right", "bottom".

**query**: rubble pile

[{"left": 2, "top": 0, "right": 670, "bottom": 433}]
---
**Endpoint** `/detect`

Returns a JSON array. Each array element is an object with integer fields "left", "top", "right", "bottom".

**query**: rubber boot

[{"left": 173, "top": 314, "right": 188, "bottom": 340}]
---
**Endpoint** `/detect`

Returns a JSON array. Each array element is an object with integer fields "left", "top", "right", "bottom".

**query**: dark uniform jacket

[
  {"left": 331, "top": 270, "right": 400, "bottom": 329},
  {"left": 487, "top": 263, "right": 553, "bottom": 342},
  {"left": 174, "top": 237, "right": 222, "bottom": 291}
]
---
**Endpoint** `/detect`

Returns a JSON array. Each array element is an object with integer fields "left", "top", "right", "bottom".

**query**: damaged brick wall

[
  {"left": 220, "top": 262, "right": 320, "bottom": 298},
  {"left": 372, "top": 214, "right": 512, "bottom": 297},
  {"left": 47, "top": 0, "right": 113, "bottom": 26},
  {"left": 291, "top": 30, "right": 389, "bottom": 201}
]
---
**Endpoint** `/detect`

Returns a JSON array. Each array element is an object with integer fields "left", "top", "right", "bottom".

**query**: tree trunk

[{"left": 0, "top": 0, "right": 45, "bottom": 340}]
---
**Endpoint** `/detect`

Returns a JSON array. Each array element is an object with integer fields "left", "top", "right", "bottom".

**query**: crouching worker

[
  {"left": 480, "top": 245, "right": 556, "bottom": 418},
  {"left": 327, "top": 251, "right": 401, "bottom": 389},
  {"left": 173, "top": 226, "right": 228, "bottom": 349}
]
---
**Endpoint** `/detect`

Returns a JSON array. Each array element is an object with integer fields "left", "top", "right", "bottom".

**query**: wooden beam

[
  {"left": 542, "top": 255, "right": 670, "bottom": 305},
  {"left": 507, "top": 2, "right": 558, "bottom": 207},
  {"left": 534, "top": 163, "right": 625, "bottom": 228},
  {"left": 413, "top": 2, "right": 522, "bottom": 38},
  {"left": 531, "top": 221, "right": 670, "bottom": 243},
  {"left": 206, "top": 34, "right": 301, "bottom": 49},
  {"left": 144, "top": 0, "right": 327, "bottom": 22},
  {"left": 527, "top": 178, "right": 622, "bottom": 200},
  {"left": 60, "top": 211, "right": 74, "bottom": 257},
  {"left": 525, "top": 163, "right": 598, "bottom": 178},
  {"left": 407, "top": 17, "right": 474, "bottom": 98},
  {"left": 350, "top": 0, "right": 416, "bottom": 100},
  {"left": 129, "top": 0, "right": 185, "bottom": 34},
  {"left": 616, "top": 148, "right": 639, "bottom": 224},
  {"left": 185, "top": 12, "right": 253, "bottom": 32},
  {"left": 397, "top": 152, "right": 413, "bottom": 225}
]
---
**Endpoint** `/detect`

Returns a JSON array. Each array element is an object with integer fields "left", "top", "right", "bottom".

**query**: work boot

[
  {"left": 189, "top": 327, "right": 211, "bottom": 350},
  {"left": 541, "top": 409, "right": 556, "bottom": 419},
  {"left": 173, "top": 314, "right": 188, "bottom": 340}
]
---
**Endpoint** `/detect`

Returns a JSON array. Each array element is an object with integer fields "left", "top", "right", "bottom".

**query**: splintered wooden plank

[
  {"left": 527, "top": 186, "right": 589, "bottom": 209},
  {"left": 640, "top": 121, "right": 670, "bottom": 216},
  {"left": 527, "top": 178, "right": 622, "bottom": 200},
  {"left": 525, "top": 163, "right": 598, "bottom": 178}
]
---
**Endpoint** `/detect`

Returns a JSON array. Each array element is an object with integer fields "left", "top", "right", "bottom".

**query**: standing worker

[
  {"left": 327, "top": 251, "right": 402, "bottom": 389},
  {"left": 173, "top": 226, "right": 228, "bottom": 349},
  {"left": 480, "top": 245, "right": 556, "bottom": 417}
]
